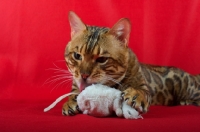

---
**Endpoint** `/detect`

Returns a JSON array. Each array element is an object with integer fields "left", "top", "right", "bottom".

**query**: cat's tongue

[{"left": 80, "top": 83, "right": 89, "bottom": 91}]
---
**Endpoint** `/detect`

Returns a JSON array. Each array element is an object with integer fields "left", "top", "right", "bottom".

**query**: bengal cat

[{"left": 62, "top": 11, "right": 200, "bottom": 116}]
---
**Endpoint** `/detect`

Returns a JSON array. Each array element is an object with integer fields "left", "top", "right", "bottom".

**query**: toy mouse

[{"left": 44, "top": 84, "right": 143, "bottom": 119}]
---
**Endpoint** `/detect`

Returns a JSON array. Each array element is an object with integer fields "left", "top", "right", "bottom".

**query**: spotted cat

[{"left": 62, "top": 11, "right": 200, "bottom": 116}]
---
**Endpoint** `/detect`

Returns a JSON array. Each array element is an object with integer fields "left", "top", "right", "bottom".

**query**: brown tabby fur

[{"left": 62, "top": 11, "right": 200, "bottom": 116}]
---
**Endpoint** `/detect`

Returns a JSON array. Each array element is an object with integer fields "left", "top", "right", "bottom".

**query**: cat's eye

[
  {"left": 73, "top": 52, "right": 82, "bottom": 60},
  {"left": 96, "top": 57, "right": 108, "bottom": 64}
]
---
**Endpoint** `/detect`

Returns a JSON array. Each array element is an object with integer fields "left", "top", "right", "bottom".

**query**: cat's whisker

[
  {"left": 43, "top": 63, "right": 73, "bottom": 91},
  {"left": 46, "top": 67, "right": 71, "bottom": 74},
  {"left": 51, "top": 69, "right": 70, "bottom": 74},
  {"left": 50, "top": 74, "right": 73, "bottom": 79},
  {"left": 50, "top": 79, "right": 72, "bottom": 93},
  {"left": 54, "top": 60, "right": 66, "bottom": 62},
  {"left": 44, "top": 75, "right": 72, "bottom": 85},
  {"left": 52, "top": 63, "right": 74, "bottom": 74},
  {"left": 51, "top": 79, "right": 72, "bottom": 89},
  {"left": 104, "top": 76, "right": 122, "bottom": 86}
]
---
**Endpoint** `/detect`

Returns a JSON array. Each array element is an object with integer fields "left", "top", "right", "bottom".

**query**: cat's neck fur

[{"left": 116, "top": 49, "right": 145, "bottom": 91}]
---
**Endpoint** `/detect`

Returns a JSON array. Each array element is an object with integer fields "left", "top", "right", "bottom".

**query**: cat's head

[{"left": 65, "top": 11, "right": 131, "bottom": 91}]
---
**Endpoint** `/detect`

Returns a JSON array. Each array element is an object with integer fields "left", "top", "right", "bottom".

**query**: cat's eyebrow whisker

[
  {"left": 52, "top": 63, "right": 64, "bottom": 69},
  {"left": 54, "top": 60, "right": 66, "bottom": 62},
  {"left": 51, "top": 63, "right": 73, "bottom": 73}
]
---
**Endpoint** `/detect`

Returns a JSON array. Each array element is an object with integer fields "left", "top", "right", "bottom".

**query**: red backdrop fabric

[{"left": 1, "top": 0, "right": 200, "bottom": 131}]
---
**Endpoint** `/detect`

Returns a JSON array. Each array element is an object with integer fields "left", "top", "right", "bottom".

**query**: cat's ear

[
  {"left": 109, "top": 18, "right": 131, "bottom": 47},
  {"left": 68, "top": 11, "right": 86, "bottom": 38}
]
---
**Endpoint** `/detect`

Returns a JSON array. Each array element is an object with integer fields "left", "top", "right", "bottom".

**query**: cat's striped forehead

[{"left": 84, "top": 26, "right": 109, "bottom": 53}]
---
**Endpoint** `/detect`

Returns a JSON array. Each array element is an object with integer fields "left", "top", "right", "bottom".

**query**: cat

[{"left": 62, "top": 11, "right": 200, "bottom": 116}]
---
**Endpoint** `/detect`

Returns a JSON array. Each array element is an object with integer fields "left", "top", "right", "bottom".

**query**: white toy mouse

[{"left": 44, "top": 84, "right": 143, "bottom": 119}]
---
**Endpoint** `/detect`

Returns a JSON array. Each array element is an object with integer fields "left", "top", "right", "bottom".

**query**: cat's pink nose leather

[{"left": 81, "top": 74, "right": 89, "bottom": 80}]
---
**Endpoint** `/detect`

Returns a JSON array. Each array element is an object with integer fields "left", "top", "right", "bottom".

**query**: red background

[{"left": 1, "top": 0, "right": 200, "bottom": 131}]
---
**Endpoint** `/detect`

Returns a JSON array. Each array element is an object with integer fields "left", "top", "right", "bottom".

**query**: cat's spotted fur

[
  {"left": 142, "top": 64, "right": 200, "bottom": 106},
  {"left": 62, "top": 11, "right": 200, "bottom": 116}
]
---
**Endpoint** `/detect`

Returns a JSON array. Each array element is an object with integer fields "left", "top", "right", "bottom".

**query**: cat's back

[{"left": 141, "top": 63, "right": 186, "bottom": 80}]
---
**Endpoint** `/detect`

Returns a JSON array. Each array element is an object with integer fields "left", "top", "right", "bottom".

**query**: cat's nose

[{"left": 81, "top": 73, "right": 89, "bottom": 81}]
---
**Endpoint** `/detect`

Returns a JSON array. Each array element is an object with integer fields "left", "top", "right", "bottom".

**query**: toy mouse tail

[{"left": 44, "top": 92, "right": 78, "bottom": 112}]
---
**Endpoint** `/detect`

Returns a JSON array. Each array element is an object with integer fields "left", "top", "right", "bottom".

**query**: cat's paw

[
  {"left": 62, "top": 98, "right": 82, "bottom": 116},
  {"left": 122, "top": 88, "right": 150, "bottom": 113},
  {"left": 122, "top": 102, "right": 143, "bottom": 119}
]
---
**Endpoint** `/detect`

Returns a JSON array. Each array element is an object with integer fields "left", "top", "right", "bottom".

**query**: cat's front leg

[
  {"left": 62, "top": 94, "right": 82, "bottom": 116},
  {"left": 122, "top": 87, "right": 151, "bottom": 113},
  {"left": 62, "top": 84, "right": 82, "bottom": 116}
]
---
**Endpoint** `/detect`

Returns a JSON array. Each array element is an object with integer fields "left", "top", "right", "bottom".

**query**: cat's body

[
  {"left": 62, "top": 11, "right": 200, "bottom": 116},
  {"left": 141, "top": 64, "right": 200, "bottom": 106}
]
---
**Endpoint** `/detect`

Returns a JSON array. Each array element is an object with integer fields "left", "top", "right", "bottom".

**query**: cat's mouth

[{"left": 79, "top": 82, "right": 92, "bottom": 91}]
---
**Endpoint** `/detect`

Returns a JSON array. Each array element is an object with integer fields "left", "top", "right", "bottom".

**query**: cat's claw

[
  {"left": 62, "top": 100, "right": 81, "bottom": 116},
  {"left": 122, "top": 88, "right": 150, "bottom": 113}
]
